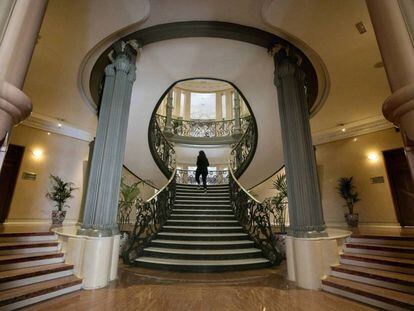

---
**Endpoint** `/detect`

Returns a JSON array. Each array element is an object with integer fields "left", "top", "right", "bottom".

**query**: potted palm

[
  {"left": 337, "top": 177, "right": 361, "bottom": 228},
  {"left": 46, "top": 175, "right": 77, "bottom": 225}
]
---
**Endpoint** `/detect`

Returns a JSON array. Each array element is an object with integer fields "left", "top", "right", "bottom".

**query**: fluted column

[
  {"left": 215, "top": 92, "right": 223, "bottom": 121},
  {"left": 0, "top": 0, "right": 47, "bottom": 170},
  {"left": 367, "top": 0, "right": 414, "bottom": 176},
  {"left": 173, "top": 88, "right": 181, "bottom": 117},
  {"left": 81, "top": 41, "right": 138, "bottom": 237},
  {"left": 233, "top": 92, "right": 242, "bottom": 137},
  {"left": 184, "top": 91, "right": 191, "bottom": 120},
  {"left": 273, "top": 48, "right": 325, "bottom": 238},
  {"left": 164, "top": 90, "right": 174, "bottom": 135},
  {"left": 225, "top": 90, "right": 233, "bottom": 120}
]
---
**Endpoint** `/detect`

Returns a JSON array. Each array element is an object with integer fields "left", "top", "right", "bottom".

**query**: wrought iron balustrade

[
  {"left": 122, "top": 168, "right": 177, "bottom": 264},
  {"left": 228, "top": 160, "right": 282, "bottom": 265},
  {"left": 229, "top": 120, "right": 256, "bottom": 177},
  {"left": 156, "top": 114, "right": 251, "bottom": 138},
  {"left": 176, "top": 169, "right": 229, "bottom": 185},
  {"left": 149, "top": 115, "right": 176, "bottom": 177}
]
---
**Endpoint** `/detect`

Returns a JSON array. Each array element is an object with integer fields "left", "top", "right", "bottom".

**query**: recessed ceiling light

[
  {"left": 353, "top": 138, "right": 358, "bottom": 142},
  {"left": 47, "top": 132, "right": 51, "bottom": 135},
  {"left": 341, "top": 128, "right": 346, "bottom": 132},
  {"left": 355, "top": 22, "right": 367, "bottom": 34},
  {"left": 58, "top": 123, "right": 62, "bottom": 128}
]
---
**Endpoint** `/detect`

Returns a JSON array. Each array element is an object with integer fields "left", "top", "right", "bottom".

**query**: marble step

[
  {"left": 161, "top": 225, "right": 243, "bottom": 233},
  {"left": 134, "top": 257, "right": 270, "bottom": 272},
  {"left": 0, "top": 263, "right": 74, "bottom": 290},
  {"left": 0, "top": 232, "right": 57, "bottom": 243},
  {"left": 349, "top": 234, "right": 414, "bottom": 247},
  {"left": 143, "top": 246, "right": 262, "bottom": 260},
  {"left": 176, "top": 184, "right": 229, "bottom": 188},
  {"left": 174, "top": 200, "right": 230, "bottom": 204},
  {"left": 331, "top": 264, "right": 414, "bottom": 294},
  {"left": 0, "top": 241, "right": 60, "bottom": 255},
  {"left": 171, "top": 209, "right": 233, "bottom": 215},
  {"left": 150, "top": 239, "right": 254, "bottom": 249},
  {"left": 0, "top": 275, "right": 82, "bottom": 310},
  {"left": 175, "top": 195, "right": 230, "bottom": 200},
  {"left": 170, "top": 214, "right": 236, "bottom": 221},
  {"left": 173, "top": 206, "right": 233, "bottom": 211},
  {"left": 340, "top": 253, "right": 414, "bottom": 275},
  {"left": 0, "top": 252, "right": 64, "bottom": 271},
  {"left": 322, "top": 276, "right": 414, "bottom": 311},
  {"left": 344, "top": 243, "right": 414, "bottom": 259},
  {"left": 176, "top": 189, "right": 229, "bottom": 194},
  {"left": 174, "top": 204, "right": 231, "bottom": 209},
  {"left": 166, "top": 220, "right": 239, "bottom": 227},
  {"left": 157, "top": 232, "right": 248, "bottom": 241}
]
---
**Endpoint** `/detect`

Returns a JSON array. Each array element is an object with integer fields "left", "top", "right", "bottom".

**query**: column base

[
  {"left": 286, "top": 228, "right": 351, "bottom": 290},
  {"left": 78, "top": 225, "right": 119, "bottom": 237},
  {"left": 54, "top": 226, "right": 120, "bottom": 289}
]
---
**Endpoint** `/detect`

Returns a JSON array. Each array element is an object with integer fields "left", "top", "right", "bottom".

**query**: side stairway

[
  {"left": 322, "top": 233, "right": 414, "bottom": 310},
  {"left": 135, "top": 183, "right": 271, "bottom": 272},
  {"left": 0, "top": 231, "right": 82, "bottom": 310}
]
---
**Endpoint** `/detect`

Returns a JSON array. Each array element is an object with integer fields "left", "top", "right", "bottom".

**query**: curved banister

[{"left": 146, "top": 166, "right": 177, "bottom": 203}]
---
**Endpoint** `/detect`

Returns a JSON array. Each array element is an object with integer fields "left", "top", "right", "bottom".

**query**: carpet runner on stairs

[
  {"left": 0, "top": 231, "right": 82, "bottom": 310},
  {"left": 134, "top": 183, "right": 271, "bottom": 272},
  {"left": 322, "top": 233, "right": 414, "bottom": 311}
]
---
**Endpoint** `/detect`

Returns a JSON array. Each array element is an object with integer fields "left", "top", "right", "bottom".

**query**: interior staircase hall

[
  {"left": 135, "top": 183, "right": 272, "bottom": 272},
  {"left": 322, "top": 233, "right": 414, "bottom": 311}
]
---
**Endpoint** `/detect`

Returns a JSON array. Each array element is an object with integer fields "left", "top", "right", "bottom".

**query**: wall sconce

[
  {"left": 32, "top": 148, "right": 43, "bottom": 160},
  {"left": 367, "top": 152, "right": 379, "bottom": 161}
]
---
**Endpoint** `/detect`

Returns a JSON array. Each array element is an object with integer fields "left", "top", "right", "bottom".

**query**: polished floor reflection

[{"left": 23, "top": 262, "right": 374, "bottom": 311}]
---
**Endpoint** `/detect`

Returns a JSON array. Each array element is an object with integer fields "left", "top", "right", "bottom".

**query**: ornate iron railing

[
  {"left": 156, "top": 114, "right": 251, "bottom": 138},
  {"left": 228, "top": 159, "right": 283, "bottom": 265},
  {"left": 122, "top": 168, "right": 177, "bottom": 264},
  {"left": 176, "top": 169, "right": 229, "bottom": 185},
  {"left": 149, "top": 115, "right": 176, "bottom": 177},
  {"left": 229, "top": 120, "right": 256, "bottom": 177}
]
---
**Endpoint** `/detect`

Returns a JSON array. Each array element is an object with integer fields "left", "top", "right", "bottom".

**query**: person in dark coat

[{"left": 196, "top": 150, "right": 209, "bottom": 191}]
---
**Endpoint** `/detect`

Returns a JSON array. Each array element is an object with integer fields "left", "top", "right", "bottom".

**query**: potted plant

[
  {"left": 46, "top": 174, "right": 77, "bottom": 225},
  {"left": 337, "top": 177, "right": 361, "bottom": 228}
]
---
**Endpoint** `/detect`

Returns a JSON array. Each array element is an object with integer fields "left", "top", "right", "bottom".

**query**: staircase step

[
  {"left": 176, "top": 189, "right": 229, "bottom": 194},
  {"left": 340, "top": 253, "right": 414, "bottom": 275},
  {"left": 176, "top": 195, "right": 229, "bottom": 200},
  {"left": 344, "top": 243, "right": 414, "bottom": 259},
  {"left": 322, "top": 276, "right": 414, "bottom": 311},
  {"left": 349, "top": 234, "right": 414, "bottom": 247},
  {"left": 157, "top": 232, "right": 248, "bottom": 241},
  {"left": 0, "top": 242, "right": 60, "bottom": 255},
  {"left": 174, "top": 204, "right": 231, "bottom": 208},
  {"left": 0, "top": 263, "right": 74, "bottom": 290},
  {"left": 172, "top": 209, "right": 233, "bottom": 215},
  {"left": 0, "top": 252, "right": 64, "bottom": 271},
  {"left": 135, "top": 257, "right": 270, "bottom": 272},
  {"left": 161, "top": 226, "right": 243, "bottom": 233},
  {"left": 166, "top": 220, "right": 238, "bottom": 228},
  {"left": 0, "top": 232, "right": 57, "bottom": 243},
  {"left": 175, "top": 200, "right": 230, "bottom": 204},
  {"left": 170, "top": 214, "right": 235, "bottom": 221},
  {"left": 176, "top": 184, "right": 229, "bottom": 188},
  {"left": 143, "top": 247, "right": 262, "bottom": 260},
  {"left": 331, "top": 264, "right": 414, "bottom": 294},
  {"left": 151, "top": 239, "right": 254, "bottom": 249},
  {"left": 0, "top": 275, "right": 82, "bottom": 310}
]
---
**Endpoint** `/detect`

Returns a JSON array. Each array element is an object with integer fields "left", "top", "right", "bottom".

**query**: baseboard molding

[{"left": 3, "top": 219, "right": 80, "bottom": 226}]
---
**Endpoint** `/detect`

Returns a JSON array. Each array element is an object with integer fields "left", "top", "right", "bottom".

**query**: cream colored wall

[
  {"left": 250, "top": 128, "right": 403, "bottom": 227},
  {"left": 121, "top": 167, "right": 157, "bottom": 202},
  {"left": 7, "top": 125, "right": 89, "bottom": 225}
]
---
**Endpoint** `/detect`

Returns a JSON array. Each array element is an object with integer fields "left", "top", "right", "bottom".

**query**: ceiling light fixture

[
  {"left": 57, "top": 123, "right": 62, "bottom": 128},
  {"left": 32, "top": 148, "right": 43, "bottom": 160},
  {"left": 341, "top": 128, "right": 346, "bottom": 132},
  {"left": 368, "top": 152, "right": 379, "bottom": 161}
]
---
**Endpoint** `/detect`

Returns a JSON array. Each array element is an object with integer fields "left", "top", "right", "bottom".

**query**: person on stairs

[{"left": 196, "top": 150, "right": 209, "bottom": 192}]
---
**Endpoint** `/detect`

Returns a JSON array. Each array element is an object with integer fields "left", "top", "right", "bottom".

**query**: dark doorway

[
  {"left": 383, "top": 148, "right": 414, "bottom": 226},
  {"left": 0, "top": 145, "right": 24, "bottom": 223}
]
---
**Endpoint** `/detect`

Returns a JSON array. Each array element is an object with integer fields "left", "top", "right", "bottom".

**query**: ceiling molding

[
  {"left": 22, "top": 112, "right": 94, "bottom": 142},
  {"left": 312, "top": 115, "right": 395, "bottom": 145}
]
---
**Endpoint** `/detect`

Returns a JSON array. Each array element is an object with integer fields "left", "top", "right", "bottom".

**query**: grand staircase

[
  {"left": 322, "top": 233, "right": 414, "bottom": 310},
  {"left": 0, "top": 231, "right": 82, "bottom": 310},
  {"left": 134, "top": 183, "right": 271, "bottom": 272}
]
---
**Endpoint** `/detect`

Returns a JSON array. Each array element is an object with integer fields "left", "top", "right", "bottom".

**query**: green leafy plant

[
  {"left": 337, "top": 176, "right": 360, "bottom": 215},
  {"left": 119, "top": 178, "right": 142, "bottom": 204},
  {"left": 45, "top": 175, "right": 77, "bottom": 211},
  {"left": 264, "top": 173, "right": 288, "bottom": 233}
]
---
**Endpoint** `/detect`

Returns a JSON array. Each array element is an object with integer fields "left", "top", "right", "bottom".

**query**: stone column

[
  {"left": 273, "top": 48, "right": 325, "bottom": 238},
  {"left": 367, "top": 0, "right": 414, "bottom": 175},
  {"left": 0, "top": 0, "right": 47, "bottom": 170},
  {"left": 184, "top": 91, "right": 191, "bottom": 120},
  {"left": 215, "top": 92, "right": 223, "bottom": 121},
  {"left": 233, "top": 91, "right": 242, "bottom": 137},
  {"left": 225, "top": 90, "right": 233, "bottom": 120},
  {"left": 173, "top": 88, "right": 181, "bottom": 117},
  {"left": 81, "top": 41, "right": 138, "bottom": 237},
  {"left": 164, "top": 90, "right": 174, "bottom": 135}
]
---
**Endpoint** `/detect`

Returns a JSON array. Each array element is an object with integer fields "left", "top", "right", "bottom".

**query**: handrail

[
  {"left": 228, "top": 156, "right": 261, "bottom": 204},
  {"left": 146, "top": 166, "right": 177, "bottom": 202},
  {"left": 231, "top": 119, "right": 253, "bottom": 151},
  {"left": 155, "top": 116, "right": 175, "bottom": 151}
]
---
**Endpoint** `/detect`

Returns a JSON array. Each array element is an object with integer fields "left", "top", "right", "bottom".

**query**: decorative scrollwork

[
  {"left": 176, "top": 169, "right": 229, "bottom": 185},
  {"left": 122, "top": 170, "right": 176, "bottom": 264},
  {"left": 228, "top": 164, "right": 282, "bottom": 265},
  {"left": 230, "top": 119, "right": 255, "bottom": 177}
]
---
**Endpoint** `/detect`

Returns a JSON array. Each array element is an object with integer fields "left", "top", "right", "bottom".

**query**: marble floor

[{"left": 22, "top": 262, "right": 374, "bottom": 311}]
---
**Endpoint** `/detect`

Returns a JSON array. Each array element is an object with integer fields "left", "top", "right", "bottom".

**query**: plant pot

[
  {"left": 345, "top": 213, "right": 359, "bottom": 228},
  {"left": 275, "top": 233, "right": 287, "bottom": 259},
  {"left": 52, "top": 210, "right": 66, "bottom": 225}
]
